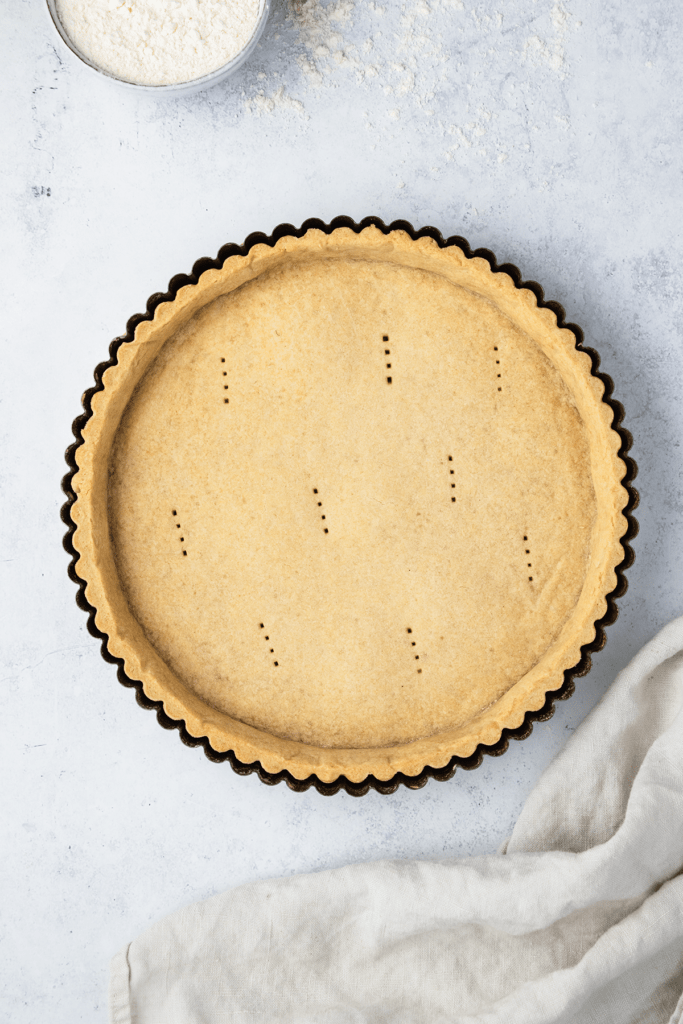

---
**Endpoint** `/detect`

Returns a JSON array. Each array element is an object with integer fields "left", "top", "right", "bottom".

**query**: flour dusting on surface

[
  {"left": 289, "top": 0, "right": 356, "bottom": 84},
  {"left": 245, "top": 84, "right": 309, "bottom": 116},
  {"left": 55, "top": 0, "right": 262, "bottom": 86},
  {"left": 242, "top": 0, "right": 581, "bottom": 168},
  {"left": 523, "top": 3, "right": 572, "bottom": 77}
]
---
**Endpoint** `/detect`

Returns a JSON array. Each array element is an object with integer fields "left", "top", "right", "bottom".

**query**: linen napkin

[{"left": 110, "top": 615, "right": 683, "bottom": 1024}]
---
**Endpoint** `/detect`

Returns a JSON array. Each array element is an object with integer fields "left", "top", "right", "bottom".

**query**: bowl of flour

[{"left": 46, "top": 0, "right": 269, "bottom": 92}]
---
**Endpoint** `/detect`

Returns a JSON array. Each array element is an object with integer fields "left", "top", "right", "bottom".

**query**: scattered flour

[
  {"left": 248, "top": 0, "right": 581, "bottom": 139},
  {"left": 523, "top": 2, "right": 572, "bottom": 77},
  {"left": 55, "top": 0, "right": 262, "bottom": 86},
  {"left": 245, "top": 84, "right": 308, "bottom": 116},
  {"left": 288, "top": 0, "right": 356, "bottom": 86},
  {"left": 283, "top": 0, "right": 465, "bottom": 102}
]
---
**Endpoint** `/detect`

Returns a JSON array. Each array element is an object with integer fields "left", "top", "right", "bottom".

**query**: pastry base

[{"left": 65, "top": 221, "right": 636, "bottom": 789}]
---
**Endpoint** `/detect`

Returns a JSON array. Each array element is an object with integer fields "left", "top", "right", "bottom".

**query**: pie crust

[{"left": 63, "top": 221, "right": 637, "bottom": 792}]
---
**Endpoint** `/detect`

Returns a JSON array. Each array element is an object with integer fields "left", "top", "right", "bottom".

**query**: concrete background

[{"left": 2, "top": 0, "right": 682, "bottom": 1019}]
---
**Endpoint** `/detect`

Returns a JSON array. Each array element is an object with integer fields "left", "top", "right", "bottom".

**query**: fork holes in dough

[
  {"left": 260, "top": 624, "right": 280, "bottom": 667},
  {"left": 314, "top": 489, "right": 329, "bottom": 533},
  {"left": 408, "top": 628, "right": 423, "bottom": 672},
  {"left": 447, "top": 457, "right": 456, "bottom": 503},
  {"left": 383, "top": 336, "right": 392, "bottom": 383},
  {"left": 220, "top": 359, "right": 230, "bottom": 403},
  {"left": 523, "top": 537, "right": 534, "bottom": 579},
  {"left": 172, "top": 511, "right": 189, "bottom": 556}
]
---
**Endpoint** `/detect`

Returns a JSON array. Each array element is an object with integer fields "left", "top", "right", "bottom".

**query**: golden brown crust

[{"left": 71, "top": 226, "right": 628, "bottom": 784}]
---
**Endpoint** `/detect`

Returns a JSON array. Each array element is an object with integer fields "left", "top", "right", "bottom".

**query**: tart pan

[{"left": 62, "top": 217, "right": 638, "bottom": 795}]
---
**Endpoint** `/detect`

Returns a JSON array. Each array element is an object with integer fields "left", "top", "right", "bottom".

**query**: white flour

[
  {"left": 55, "top": 0, "right": 262, "bottom": 86},
  {"left": 244, "top": 0, "right": 580, "bottom": 140}
]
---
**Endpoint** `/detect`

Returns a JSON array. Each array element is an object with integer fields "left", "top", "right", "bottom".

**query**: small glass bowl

[{"left": 45, "top": 0, "right": 271, "bottom": 95}]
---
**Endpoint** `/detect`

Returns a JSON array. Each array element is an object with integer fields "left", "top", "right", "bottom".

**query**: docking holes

[
  {"left": 447, "top": 455, "right": 456, "bottom": 503},
  {"left": 407, "top": 627, "right": 422, "bottom": 674},
  {"left": 383, "top": 335, "right": 392, "bottom": 384},
  {"left": 524, "top": 535, "right": 533, "bottom": 581},
  {"left": 494, "top": 345, "right": 502, "bottom": 392},
  {"left": 259, "top": 623, "right": 279, "bottom": 666},
  {"left": 171, "top": 510, "right": 187, "bottom": 556},
  {"left": 313, "top": 488, "right": 329, "bottom": 533},
  {"left": 220, "top": 357, "right": 229, "bottom": 403}
]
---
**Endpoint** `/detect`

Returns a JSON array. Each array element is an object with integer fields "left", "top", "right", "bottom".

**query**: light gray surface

[{"left": 1, "top": 0, "right": 682, "bottom": 1020}]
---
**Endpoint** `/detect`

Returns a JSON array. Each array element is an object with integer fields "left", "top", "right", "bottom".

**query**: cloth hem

[{"left": 109, "top": 944, "right": 132, "bottom": 1024}]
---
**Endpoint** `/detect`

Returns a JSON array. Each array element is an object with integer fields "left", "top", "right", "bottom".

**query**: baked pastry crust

[{"left": 65, "top": 222, "right": 635, "bottom": 789}]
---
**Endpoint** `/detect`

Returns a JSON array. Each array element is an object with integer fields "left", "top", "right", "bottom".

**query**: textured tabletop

[{"left": 2, "top": 0, "right": 683, "bottom": 1020}]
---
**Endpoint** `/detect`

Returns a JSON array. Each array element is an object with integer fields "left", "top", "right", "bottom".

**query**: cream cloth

[{"left": 111, "top": 616, "right": 683, "bottom": 1024}]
